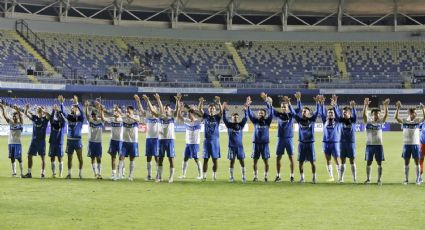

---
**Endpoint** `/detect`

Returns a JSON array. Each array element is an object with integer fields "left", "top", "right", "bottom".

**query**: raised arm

[
  {"left": 294, "top": 92, "right": 302, "bottom": 114},
  {"left": 177, "top": 102, "right": 185, "bottom": 122},
  {"left": 58, "top": 95, "right": 67, "bottom": 117},
  {"left": 362, "top": 98, "right": 370, "bottom": 124},
  {"left": 350, "top": 101, "right": 357, "bottom": 122},
  {"left": 215, "top": 96, "right": 223, "bottom": 116},
  {"left": 222, "top": 105, "right": 230, "bottom": 127},
  {"left": 318, "top": 95, "right": 326, "bottom": 123},
  {"left": 420, "top": 103, "right": 425, "bottom": 123},
  {"left": 246, "top": 96, "right": 258, "bottom": 123},
  {"left": 0, "top": 104, "right": 10, "bottom": 123},
  {"left": 311, "top": 96, "right": 321, "bottom": 121},
  {"left": 265, "top": 101, "right": 273, "bottom": 124},
  {"left": 241, "top": 108, "right": 248, "bottom": 127},
  {"left": 153, "top": 93, "right": 164, "bottom": 115},
  {"left": 382, "top": 98, "right": 390, "bottom": 123},
  {"left": 96, "top": 101, "right": 105, "bottom": 122},
  {"left": 331, "top": 94, "right": 341, "bottom": 120},
  {"left": 84, "top": 100, "right": 92, "bottom": 122},
  {"left": 24, "top": 104, "right": 33, "bottom": 120},
  {"left": 394, "top": 101, "right": 403, "bottom": 124},
  {"left": 174, "top": 93, "right": 182, "bottom": 118},
  {"left": 134, "top": 94, "right": 146, "bottom": 117},
  {"left": 198, "top": 97, "right": 205, "bottom": 115},
  {"left": 74, "top": 96, "right": 84, "bottom": 121},
  {"left": 142, "top": 94, "right": 159, "bottom": 117}
]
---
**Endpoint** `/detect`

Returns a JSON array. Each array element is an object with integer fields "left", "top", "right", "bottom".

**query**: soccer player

[
  {"left": 320, "top": 95, "right": 342, "bottom": 182},
  {"left": 246, "top": 95, "right": 273, "bottom": 182},
  {"left": 22, "top": 104, "right": 50, "bottom": 178},
  {"left": 362, "top": 97, "right": 390, "bottom": 185},
  {"left": 335, "top": 100, "right": 358, "bottom": 183},
  {"left": 49, "top": 104, "right": 66, "bottom": 178},
  {"left": 145, "top": 93, "right": 179, "bottom": 183},
  {"left": 136, "top": 94, "right": 159, "bottom": 181},
  {"left": 394, "top": 101, "right": 425, "bottom": 185},
  {"left": 0, "top": 103, "right": 24, "bottom": 177},
  {"left": 177, "top": 103, "right": 203, "bottom": 180},
  {"left": 292, "top": 92, "right": 321, "bottom": 184},
  {"left": 198, "top": 96, "right": 223, "bottom": 181},
  {"left": 59, "top": 95, "right": 85, "bottom": 179},
  {"left": 117, "top": 97, "right": 141, "bottom": 181},
  {"left": 222, "top": 102, "right": 248, "bottom": 183},
  {"left": 107, "top": 105, "right": 123, "bottom": 180},
  {"left": 261, "top": 93, "right": 296, "bottom": 183},
  {"left": 85, "top": 100, "right": 105, "bottom": 179}
]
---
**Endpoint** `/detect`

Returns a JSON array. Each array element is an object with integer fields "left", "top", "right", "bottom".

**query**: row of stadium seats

[
  {"left": 1, "top": 29, "right": 425, "bottom": 86},
  {"left": 0, "top": 30, "right": 38, "bottom": 78}
]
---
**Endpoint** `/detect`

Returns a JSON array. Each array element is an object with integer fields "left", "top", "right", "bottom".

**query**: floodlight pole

[
  {"left": 227, "top": 0, "right": 235, "bottom": 30},
  {"left": 337, "top": 0, "right": 344, "bottom": 32},
  {"left": 171, "top": 0, "right": 181, "bottom": 29},
  {"left": 281, "top": 0, "right": 289, "bottom": 31},
  {"left": 59, "top": 0, "right": 70, "bottom": 22},
  {"left": 4, "top": 0, "right": 17, "bottom": 18},
  {"left": 113, "top": 0, "right": 124, "bottom": 25},
  {"left": 393, "top": 0, "right": 398, "bottom": 32}
]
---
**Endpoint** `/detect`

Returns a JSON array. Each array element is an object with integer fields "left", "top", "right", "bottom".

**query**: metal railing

[{"left": 15, "top": 19, "right": 77, "bottom": 79}]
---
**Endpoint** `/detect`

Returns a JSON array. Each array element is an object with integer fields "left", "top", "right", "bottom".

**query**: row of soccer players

[{"left": 1, "top": 93, "right": 424, "bottom": 184}]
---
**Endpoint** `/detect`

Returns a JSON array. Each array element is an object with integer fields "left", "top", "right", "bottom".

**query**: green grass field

[{"left": 0, "top": 131, "right": 424, "bottom": 230}]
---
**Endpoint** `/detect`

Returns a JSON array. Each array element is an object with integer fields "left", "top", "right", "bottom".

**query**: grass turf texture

[{"left": 0, "top": 132, "right": 424, "bottom": 230}]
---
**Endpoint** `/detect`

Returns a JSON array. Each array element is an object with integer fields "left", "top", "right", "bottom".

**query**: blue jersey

[
  {"left": 30, "top": 115, "right": 49, "bottom": 141},
  {"left": 61, "top": 103, "right": 84, "bottom": 139},
  {"left": 293, "top": 101, "right": 320, "bottom": 143},
  {"left": 248, "top": 105, "right": 273, "bottom": 144},
  {"left": 335, "top": 106, "right": 357, "bottom": 143},
  {"left": 420, "top": 123, "right": 425, "bottom": 144},
  {"left": 223, "top": 110, "right": 247, "bottom": 148},
  {"left": 203, "top": 113, "right": 221, "bottom": 140},
  {"left": 320, "top": 105, "right": 342, "bottom": 143},
  {"left": 269, "top": 103, "right": 295, "bottom": 139},
  {"left": 49, "top": 110, "right": 66, "bottom": 145}
]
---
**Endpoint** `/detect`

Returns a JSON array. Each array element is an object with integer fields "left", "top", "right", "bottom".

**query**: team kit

[{"left": 1, "top": 92, "right": 425, "bottom": 185}]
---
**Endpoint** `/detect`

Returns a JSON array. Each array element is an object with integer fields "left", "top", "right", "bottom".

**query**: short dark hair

[
  {"left": 208, "top": 104, "right": 215, "bottom": 108},
  {"left": 259, "top": 108, "right": 266, "bottom": 113},
  {"left": 232, "top": 113, "right": 239, "bottom": 116},
  {"left": 303, "top": 106, "right": 311, "bottom": 111},
  {"left": 408, "top": 108, "right": 416, "bottom": 114},
  {"left": 371, "top": 108, "right": 380, "bottom": 113},
  {"left": 343, "top": 106, "right": 351, "bottom": 111},
  {"left": 127, "top": 105, "right": 134, "bottom": 111},
  {"left": 188, "top": 109, "right": 195, "bottom": 114}
]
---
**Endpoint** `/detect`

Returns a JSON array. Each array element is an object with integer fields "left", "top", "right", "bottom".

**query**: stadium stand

[
  {"left": 1, "top": 27, "right": 425, "bottom": 89},
  {"left": 0, "top": 30, "right": 39, "bottom": 79}
]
